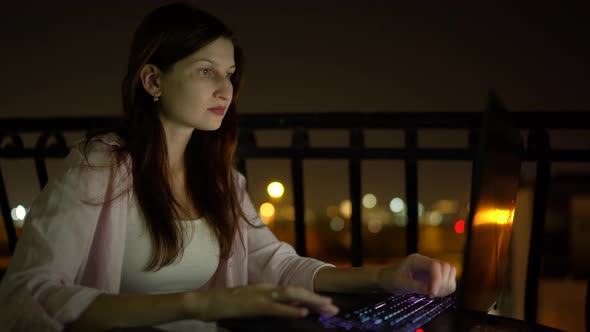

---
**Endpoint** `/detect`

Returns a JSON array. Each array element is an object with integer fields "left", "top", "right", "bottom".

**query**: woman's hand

[
  {"left": 187, "top": 283, "right": 339, "bottom": 321},
  {"left": 377, "top": 253, "right": 457, "bottom": 298}
]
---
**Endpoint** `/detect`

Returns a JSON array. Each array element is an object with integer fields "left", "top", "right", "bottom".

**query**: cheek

[{"left": 172, "top": 82, "right": 204, "bottom": 108}]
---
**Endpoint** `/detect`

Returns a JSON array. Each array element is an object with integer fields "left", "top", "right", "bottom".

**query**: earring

[{"left": 153, "top": 95, "right": 159, "bottom": 102}]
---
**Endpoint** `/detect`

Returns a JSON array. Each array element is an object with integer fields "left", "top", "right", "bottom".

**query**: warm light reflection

[{"left": 474, "top": 208, "right": 514, "bottom": 225}]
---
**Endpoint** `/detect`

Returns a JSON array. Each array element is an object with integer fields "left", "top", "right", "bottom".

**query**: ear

[{"left": 139, "top": 64, "right": 162, "bottom": 98}]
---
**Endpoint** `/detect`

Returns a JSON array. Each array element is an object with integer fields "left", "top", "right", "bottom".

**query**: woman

[{"left": 0, "top": 3, "right": 456, "bottom": 331}]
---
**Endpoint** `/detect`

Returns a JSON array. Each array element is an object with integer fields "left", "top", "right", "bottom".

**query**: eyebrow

[{"left": 191, "top": 57, "right": 236, "bottom": 69}]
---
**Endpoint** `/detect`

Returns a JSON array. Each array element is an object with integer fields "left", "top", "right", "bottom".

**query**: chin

[{"left": 193, "top": 120, "right": 224, "bottom": 131}]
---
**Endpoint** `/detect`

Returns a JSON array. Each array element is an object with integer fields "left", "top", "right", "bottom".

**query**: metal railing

[{"left": 1, "top": 111, "right": 589, "bottom": 323}]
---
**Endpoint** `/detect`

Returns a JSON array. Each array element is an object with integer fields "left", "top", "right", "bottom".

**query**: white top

[{"left": 120, "top": 200, "right": 220, "bottom": 294}]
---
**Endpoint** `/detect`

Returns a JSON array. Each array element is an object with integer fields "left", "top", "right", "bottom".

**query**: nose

[{"left": 214, "top": 77, "right": 233, "bottom": 101}]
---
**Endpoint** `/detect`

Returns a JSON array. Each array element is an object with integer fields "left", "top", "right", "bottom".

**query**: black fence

[{"left": 1, "top": 112, "right": 589, "bottom": 323}]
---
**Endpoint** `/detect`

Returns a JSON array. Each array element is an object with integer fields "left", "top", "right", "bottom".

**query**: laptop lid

[{"left": 454, "top": 91, "right": 524, "bottom": 315}]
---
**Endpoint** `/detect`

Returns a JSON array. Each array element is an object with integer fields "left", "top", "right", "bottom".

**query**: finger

[
  {"left": 428, "top": 260, "right": 443, "bottom": 298},
  {"left": 273, "top": 286, "right": 339, "bottom": 316},
  {"left": 438, "top": 263, "right": 456, "bottom": 296},
  {"left": 281, "top": 299, "right": 338, "bottom": 317},
  {"left": 305, "top": 301, "right": 339, "bottom": 317},
  {"left": 406, "top": 254, "right": 438, "bottom": 297},
  {"left": 265, "top": 302, "right": 310, "bottom": 318},
  {"left": 406, "top": 279, "right": 429, "bottom": 295},
  {"left": 407, "top": 253, "right": 436, "bottom": 272},
  {"left": 253, "top": 283, "right": 277, "bottom": 293},
  {"left": 438, "top": 262, "right": 451, "bottom": 297},
  {"left": 276, "top": 286, "right": 332, "bottom": 307},
  {"left": 448, "top": 266, "right": 457, "bottom": 294}
]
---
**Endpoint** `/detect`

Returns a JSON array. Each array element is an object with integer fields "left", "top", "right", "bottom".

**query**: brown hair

[{"left": 87, "top": 2, "right": 251, "bottom": 270}]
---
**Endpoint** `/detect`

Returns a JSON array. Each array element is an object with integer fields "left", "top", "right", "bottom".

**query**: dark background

[{"left": 2, "top": 0, "right": 589, "bottom": 117}]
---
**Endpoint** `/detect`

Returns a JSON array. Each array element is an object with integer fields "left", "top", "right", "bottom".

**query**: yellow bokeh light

[
  {"left": 259, "top": 202, "right": 276, "bottom": 219},
  {"left": 340, "top": 200, "right": 352, "bottom": 218},
  {"left": 267, "top": 182, "right": 285, "bottom": 198}
]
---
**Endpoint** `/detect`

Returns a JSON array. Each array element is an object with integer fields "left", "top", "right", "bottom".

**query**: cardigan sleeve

[
  {"left": 0, "top": 141, "right": 122, "bottom": 331},
  {"left": 234, "top": 172, "right": 335, "bottom": 292}
]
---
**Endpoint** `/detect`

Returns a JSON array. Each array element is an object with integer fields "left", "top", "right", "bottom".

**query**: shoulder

[
  {"left": 72, "top": 132, "right": 129, "bottom": 169},
  {"left": 61, "top": 133, "right": 132, "bottom": 201},
  {"left": 231, "top": 168, "right": 247, "bottom": 189}
]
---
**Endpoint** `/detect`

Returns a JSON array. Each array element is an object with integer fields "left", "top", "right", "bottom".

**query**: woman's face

[{"left": 158, "top": 37, "right": 236, "bottom": 132}]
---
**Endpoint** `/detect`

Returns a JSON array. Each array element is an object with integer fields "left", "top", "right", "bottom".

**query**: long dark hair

[{"left": 87, "top": 2, "right": 250, "bottom": 270}]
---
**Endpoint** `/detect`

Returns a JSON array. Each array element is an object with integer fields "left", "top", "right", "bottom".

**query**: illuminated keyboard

[{"left": 319, "top": 293, "right": 456, "bottom": 331}]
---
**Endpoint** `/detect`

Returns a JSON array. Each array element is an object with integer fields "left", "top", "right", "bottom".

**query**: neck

[{"left": 160, "top": 121, "right": 194, "bottom": 175}]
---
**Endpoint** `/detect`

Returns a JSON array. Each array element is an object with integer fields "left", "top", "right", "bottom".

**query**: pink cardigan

[{"left": 0, "top": 134, "right": 332, "bottom": 331}]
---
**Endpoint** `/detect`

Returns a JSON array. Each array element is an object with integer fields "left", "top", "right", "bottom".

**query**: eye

[
  {"left": 226, "top": 72, "right": 235, "bottom": 79},
  {"left": 198, "top": 68, "right": 213, "bottom": 76}
]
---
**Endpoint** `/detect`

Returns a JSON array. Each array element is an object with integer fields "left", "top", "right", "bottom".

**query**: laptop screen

[{"left": 458, "top": 93, "right": 524, "bottom": 313}]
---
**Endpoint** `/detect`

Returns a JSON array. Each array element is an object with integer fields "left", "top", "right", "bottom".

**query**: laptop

[{"left": 217, "top": 92, "right": 549, "bottom": 332}]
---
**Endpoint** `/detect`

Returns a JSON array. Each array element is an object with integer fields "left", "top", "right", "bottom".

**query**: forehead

[{"left": 184, "top": 37, "right": 235, "bottom": 67}]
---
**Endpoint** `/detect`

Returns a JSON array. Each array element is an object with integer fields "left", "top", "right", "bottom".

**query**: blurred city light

[
  {"left": 259, "top": 202, "right": 275, "bottom": 224},
  {"left": 427, "top": 211, "right": 443, "bottom": 226},
  {"left": 340, "top": 200, "right": 352, "bottom": 218},
  {"left": 418, "top": 202, "right": 425, "bottom": 217},
  {"left": 367, "top": 218, "right": 383, "bottom": 233},
  {"left": 454, "top": 219, "right": 465, "bottom": 234},
  {"left": 329, "top": 217, "right": 345, "bottom": 231},
  {"left": 389, "top": 197, "right": 404, "bottom": 213},
  {"left": 394, "top": 214, "right": 408, "bottom": 227},
  {"left": 362, "top": 193, "right": 377, "bottom": 209},
  {"left": 435, "top": 199, "right": 459, "bottom": 214},
  {"left": 267, "top": 181, "right": 284, "bottom": 198}
]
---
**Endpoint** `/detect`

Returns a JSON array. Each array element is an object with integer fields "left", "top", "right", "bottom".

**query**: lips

[{"left": 207, "top": 106, "right": 226, "bottom": 116}]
